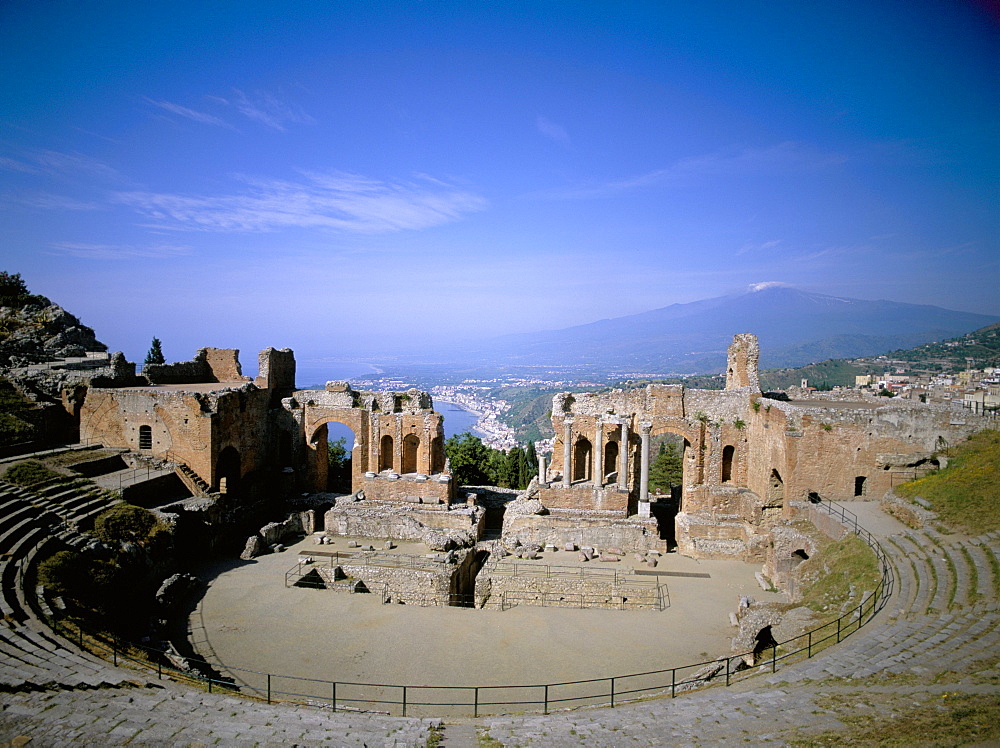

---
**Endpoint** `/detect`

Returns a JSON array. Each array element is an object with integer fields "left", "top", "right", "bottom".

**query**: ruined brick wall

[
  {"left": 143, "top": 348, "right": 250, "bottom": 385},
  {"left": 361, "top": 474, "right": 453, "bottom": 504},
  {"left": 255, "top": 347, "right": 295, "bottom": 391},
  {"left": 292, "top": 382, "right": 448, "bottom": 494},
  {"left": 537, "top": 485, "right": 629, "bottom": 513}
]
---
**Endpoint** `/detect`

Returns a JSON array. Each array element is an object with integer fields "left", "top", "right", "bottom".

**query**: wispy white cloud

[
  {"left": 144, "top": 98, "right": 235, "bottom": 129},
  {"left": 0, "top": 149, "right": 121, "bottom": 181},
  {"left": 2, "top": 191, "right": 103, "bottom": 211},
  {"left": 534, "top": 141, "right": 846, "bottom": 200},
  {"left": 114, "top": 171, "right": 488, "bottom": 234},
  {"left": 47, "top": 242, "right": 193, "bottom": 260},
  {"left": 230, "top": 89, "right": 315, "bottom": 131},
  {"left": 736, "top": 239, "right": 782, "bottom": 256},
  {"left": 537, "top": 116, "right": 570, "bottom": 146},
  {"left": 0, "top": 155, "right": 40, "bottom": 174}
]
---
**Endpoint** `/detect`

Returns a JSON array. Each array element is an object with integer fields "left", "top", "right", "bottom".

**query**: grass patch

[
  {"left": 896, "top": 429, "right": 1000, "bottom": 535},
  {"left": 3, "top": 460, "right": 62, "bottom": 486},
  {"left": 790, "top": 690, "right": 1000, "bottom": 747},
  {"left": 797, "top": 535, "right": 881, "bottom": 618}
]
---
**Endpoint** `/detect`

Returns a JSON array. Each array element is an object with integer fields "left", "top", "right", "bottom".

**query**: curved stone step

[
  {"left": 960, "top": 540, "right": 995, "bottom": 602},
  {"left": 880, "top": 536, "right": 917, "bottom": 616},
  {"left": 891, "top": 534, "right": 934, "bottom": 615}
]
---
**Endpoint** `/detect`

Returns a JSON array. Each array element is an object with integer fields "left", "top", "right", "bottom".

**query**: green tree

[
  {"left": 0, "top": 271, "right": 48, "bottom": 308},
  {"left": 326, "top": 436, "right": 352, "bottom": 493},
  {"left": 144, "top": 337, "right": 165, "bottom": 367},
  {"left": 445, "top": 432, "right": 493, "bottom": 487},
  {"left": 648, "top": 442, "right": 683, "bottom": 495}
]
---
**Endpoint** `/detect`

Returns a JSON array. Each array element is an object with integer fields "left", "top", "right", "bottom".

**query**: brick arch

[{"left": 303, "top": 410, "right": 368, "bottom": 494}]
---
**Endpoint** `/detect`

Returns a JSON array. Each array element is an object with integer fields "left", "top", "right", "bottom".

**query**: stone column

[
  {"left": 619, "top": 420, "right": 629, "bottom": 490},
  {"left": 370, "top": 416, "right": 380, "bottom": 472},
  {"left": 594, "top": 420, "right": 604, "bottom": 486},
  {"left": 639, "top": 421, "right": 652, "bottom": 505},
  {"left": 536, "top": 444, "right": 547, "bottom": 484},
  {"left": 562, "top": 418, "right": 574, "bottom": 488}
]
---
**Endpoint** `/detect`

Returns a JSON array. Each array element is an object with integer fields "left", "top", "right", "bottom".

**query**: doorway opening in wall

[
  {"left": 326, "top": 422, "right": 356, "bottom": 495},
  {"left": 854, "top": 475, "right": 867, "bottom": 497},
  {"left": 649, "top": 433, "right": 685, "bottom": 548},
  {"left": 138, "top": 425, "right": 152, "bottom": 451}
]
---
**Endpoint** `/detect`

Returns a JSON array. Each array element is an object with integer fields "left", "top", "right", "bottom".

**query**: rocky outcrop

[{"left": 0, "top": 301, "right": 106, "bottom": 369}]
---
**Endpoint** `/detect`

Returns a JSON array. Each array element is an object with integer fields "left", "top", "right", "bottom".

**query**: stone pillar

[
  {"left": 619, "top": 420, "right": 629, "bottom": 490},
  {"left": 562, "top": 418, "right": 574, "bottom": 488},
  {"left": 536, "top": 445, "right": 547, "bottom": 484},
  {"left": 370, "top": 416, "right": 380, "bottom": 473},
  {"left": 594, "top": 421, "right": 604, "bottom": 486},
  {"left": 639, "top": 422, "right": 652, "bottom": 511}
]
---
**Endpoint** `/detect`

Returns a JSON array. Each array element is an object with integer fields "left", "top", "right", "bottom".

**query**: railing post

[
  {"left": 402, "top": 686, "right": 407, "bottom": 717},
  {"left": 158, "top": 659, "right": 162, "bottom": 679},
  {"left": 725, "top": 656, "right": 730, "bottom": 686},
  {"left": 544, "top": 684, "right": 549, "bottom": 715},
  {"left": 610, "top": 677, "right": 615, "bottom": 707},
  {"left": 771, "top": 644, "right": 776, "bottom": 673},
  {"left": 837, "top": 617, "right": 841, "bottom": 643},
  {"left": 267, "top": 673, "right": 271, "bottom": 704},
  {"left": 332, "top": 682, "right": 337, "bottom": 712},
  {"left": 808, "top": 631, "right": 812, "bottom": 658},
  {"left": 113, "top": 637, "right": 117, "bottom": 666},
  {"left": 671, "top": 669, "right": 676, "bottom": 698},
  {"left": 474, "top": 687, "right": 478, "bottom": 718}
]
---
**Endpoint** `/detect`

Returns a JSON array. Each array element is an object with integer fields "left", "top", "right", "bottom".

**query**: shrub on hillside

[
  {"left": 3, "top": 460, "right": 60, "bottom": 486},
  {"left": 93, "top": 504, "right": 159, "bottom": 546}
]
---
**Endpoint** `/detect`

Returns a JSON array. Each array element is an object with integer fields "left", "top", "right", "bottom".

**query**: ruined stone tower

[{"left": 725, "top": 333, "right": 760, "bottom": 391}]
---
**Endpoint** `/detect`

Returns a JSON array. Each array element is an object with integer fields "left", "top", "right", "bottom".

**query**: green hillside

[{"left": 896, "top": 430, "right": 1000, "bottom": 534}]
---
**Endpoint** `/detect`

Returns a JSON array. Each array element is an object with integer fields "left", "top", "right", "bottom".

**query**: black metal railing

[{"left": 30, "top": 496, "right": 893, "bottom": 717}]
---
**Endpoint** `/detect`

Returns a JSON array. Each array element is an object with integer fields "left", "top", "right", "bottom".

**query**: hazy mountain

[{"left": 467, "top": 285, "right": 999, "bottom": 375}]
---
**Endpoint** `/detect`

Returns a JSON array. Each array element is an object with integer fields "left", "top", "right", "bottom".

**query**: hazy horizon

[{"left": 3, "top": 2, "right": 997, "bottom": 368}]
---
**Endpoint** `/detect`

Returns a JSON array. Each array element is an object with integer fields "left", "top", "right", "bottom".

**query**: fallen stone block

[
  {"left": 240, "top": 535, "right": 265, "bottom": 560},
  {"left": 599, "top": 554, "right": 620, "bottom": 562}
]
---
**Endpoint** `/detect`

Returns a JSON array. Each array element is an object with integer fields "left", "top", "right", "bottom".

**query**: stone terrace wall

[
  {"left": 324, "top": 502, "right": 484, "bottom": 542},
  {"left": 502, "top": 511, "right": 663, "bottom": 553}
]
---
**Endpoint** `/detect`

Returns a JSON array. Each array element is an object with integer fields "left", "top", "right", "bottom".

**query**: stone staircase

[
  {"left": 0, "top": 490, "right": 134, "bottom": 692},
  {"left": 767, "top": 526, "right": 1000, "bottom": 684}
]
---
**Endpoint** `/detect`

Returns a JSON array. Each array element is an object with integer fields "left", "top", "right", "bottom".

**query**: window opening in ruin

[
  {"left": 807, "top": 491, "right": 822, "bottom": 503},
  {"left": 402, "top": 434, "right": 420, "bottom": 474},
  {"left": 603, "top": 441, "right": 619, "bottom": 482},
  {"left": 326, "top": 422, "right": 355, "bottom": 494},
  {"left": 379, "top": 435, "right": 394, "bottom": 472},
  {"left": 138, "top": 425, "right": 152, "bottom": 450},
  {"left": 854, "top": 475, "right": 867, "bottom": 497},
  {"left": 573, "top": 436, "right": 592, "bottom": 482},
  {"left": 768, "top": 469, "right": 784, "bottom": 502},
  {"left": 792, "top": 549, "right": 809, "bottom": 561},
  {"left": 721, "top": 445, "right": 735, "bottom": 483}
]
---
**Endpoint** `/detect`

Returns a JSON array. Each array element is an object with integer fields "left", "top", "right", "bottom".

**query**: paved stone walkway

[{"left": 3, "top": 501, "right": 999, "bottom": 747}]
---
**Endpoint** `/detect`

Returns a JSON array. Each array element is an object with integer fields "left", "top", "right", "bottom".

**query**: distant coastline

[{"left": 435, "top": 398, "right": 487, "bottom": 439}]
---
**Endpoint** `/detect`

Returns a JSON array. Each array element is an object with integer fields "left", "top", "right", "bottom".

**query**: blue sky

[{"left": 2, "top": 1, "right": 997, "bottom": 372}]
